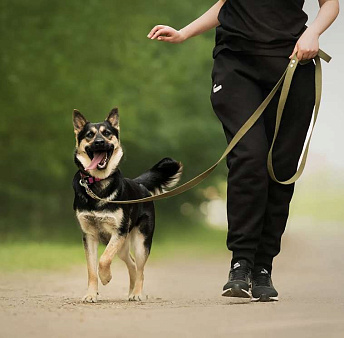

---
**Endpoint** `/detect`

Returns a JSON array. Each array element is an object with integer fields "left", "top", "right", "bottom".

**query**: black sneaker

[
  {"left": 251, "top": 267, "right": 279, "bottom": 302},
  {"left": 222, "top": 259, "right": 252, "bottom": 298}
]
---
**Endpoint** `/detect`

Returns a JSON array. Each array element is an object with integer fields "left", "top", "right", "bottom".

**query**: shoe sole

[
  {"left": 251, "top": 294, "right": 279, "bottom": 302},
  {"left": 222, "top": 284, "right": 251, "bottom": 298}
]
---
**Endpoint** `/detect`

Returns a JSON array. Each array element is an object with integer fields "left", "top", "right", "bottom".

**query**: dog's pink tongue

[{"left": 85, "top": 152, "right": 106, "bottom": 170}]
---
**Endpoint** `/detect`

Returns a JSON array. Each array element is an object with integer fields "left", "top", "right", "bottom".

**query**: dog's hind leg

[
  {"left": 118, "top": 236, "right": 137, "bottom": 297},
  {"left": 98, "top": 234, "right": 126, "bottom": 286},
  {"left": 128, "top": 228, "right": 151, "bottom": 301},
  {"left": 82, "top": 233, "right": 99, "bottom": 303}
]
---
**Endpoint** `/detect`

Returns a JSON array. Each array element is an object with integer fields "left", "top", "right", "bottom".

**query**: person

[{"left": 147, "top": 0, "right": 339, "bottom": 302}]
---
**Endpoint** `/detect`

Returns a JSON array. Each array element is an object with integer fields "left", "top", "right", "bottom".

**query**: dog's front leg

[
  {"left": 82, "top": 233, "right": 99, "bottom": 303},
  {"left": 98, "top": 234, "right": 126, "bottom": 285}
]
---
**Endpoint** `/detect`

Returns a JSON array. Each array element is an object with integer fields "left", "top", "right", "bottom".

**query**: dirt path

[{"left": 1, "top": 218, "right": 344, "bottom": 338}]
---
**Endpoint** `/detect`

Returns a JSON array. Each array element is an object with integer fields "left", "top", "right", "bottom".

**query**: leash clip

[
  {"left": 79, "top": 178, "right": 101, "bottom": 201},
  {"left": 79, "top": 178, "right": 89, "bottom": 188}
]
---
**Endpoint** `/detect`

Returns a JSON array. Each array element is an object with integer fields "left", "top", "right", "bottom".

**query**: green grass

[
  {"left": 0, "top": 226, "right": 226, "bottom": 272},
  {"left": 0, "top": 242, "right": 85, "bottom": 271}
]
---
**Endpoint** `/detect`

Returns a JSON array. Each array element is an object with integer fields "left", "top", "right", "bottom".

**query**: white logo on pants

[{"left": 213, "top": 84, "right": 222, "bottom": 93}]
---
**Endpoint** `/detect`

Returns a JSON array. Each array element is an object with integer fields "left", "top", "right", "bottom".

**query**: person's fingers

[
  {"left": 147, "top": 26, "right": 163, "bottom": 38},
  {"left": 300, "top": 49, "right": 318, "bottom": 60},
  {"left": 157, "top": 36, "right": 174, "bottom": 43},
  {"left": 147, "top": 26, "right": 157, "bottom": 38},
  {"left": 303, "top": 49, "right": 315, "bottom": 60},
  {"left": 150, "top": 28, "right": 165, "bottom": 40},
  {"left": 151, "top": 28, "right": 173, "bottom": 40},
  {"left": 296, "top": 49, "right": 303, "bottom": 61},
  {"left": 302, "top": 51, "right": 311, "bottom": 60},
  {"left": 147, "top": 25, "right": 165, "bottom": 38}
]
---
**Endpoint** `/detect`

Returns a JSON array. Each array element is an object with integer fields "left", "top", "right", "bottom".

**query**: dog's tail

[{"left": 134, "top": 157, "right": 183, "bottom": 196}]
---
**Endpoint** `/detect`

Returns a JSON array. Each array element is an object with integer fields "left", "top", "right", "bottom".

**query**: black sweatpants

[{"left": 210, "top": 49, "right": 315, "bottom": 272}]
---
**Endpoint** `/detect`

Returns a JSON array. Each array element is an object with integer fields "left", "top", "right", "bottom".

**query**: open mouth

[{"left": 85, "top": 148, "right": 114, "bottom": 171}]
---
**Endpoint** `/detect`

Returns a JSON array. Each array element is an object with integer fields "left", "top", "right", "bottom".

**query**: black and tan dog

[{"left": 72, "top": 108, "right": 182, "bottom": 303}]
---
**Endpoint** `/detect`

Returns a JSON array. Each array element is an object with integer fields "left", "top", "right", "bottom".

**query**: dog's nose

[{"left": 94, "top": 138, "right": 105, "bottom": 147}]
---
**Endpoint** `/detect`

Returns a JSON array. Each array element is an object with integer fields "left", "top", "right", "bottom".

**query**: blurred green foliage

[
  {"left": 0, "top": 0, "right": 227, "bottom": 241},
  {"left": 0, "top": 221, "right": 227, "bottom": 271}
]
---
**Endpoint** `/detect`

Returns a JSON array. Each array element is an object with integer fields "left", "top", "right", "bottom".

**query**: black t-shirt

[{"left": 213, "top": 0, "right": 308, "bottom": 58}]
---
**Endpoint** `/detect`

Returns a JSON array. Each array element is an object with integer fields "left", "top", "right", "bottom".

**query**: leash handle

[
  {"left": 81, "top": 49, "right": 331, "bottom": 203},
  {"left": 267, "top": 48, "right": 331, "bottom": 183},
  {"left": 267, "top": 54, "right": 322, "bottom": 184}
]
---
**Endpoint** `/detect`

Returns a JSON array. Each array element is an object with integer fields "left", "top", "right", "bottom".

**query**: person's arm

[
  {"left": 290, "top": 0, "right": 340, "bottom": 60},
  {"left": 147, "top": 0, "right": 226, "bottom": 43}
]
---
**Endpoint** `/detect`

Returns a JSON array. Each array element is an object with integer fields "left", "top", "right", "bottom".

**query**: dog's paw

[
  {"left": 82, "top": 293, "right": 98, "bottom": 303},
  {"left": 128, "top": 293, "right": 142, "bottom": 301},
  {"left": 99, "top": 265, "right": 112, "bottom": 285}
]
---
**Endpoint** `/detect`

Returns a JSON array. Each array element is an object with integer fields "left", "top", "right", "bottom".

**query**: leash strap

[
  {"left": 80, "top": 49, "right": 331, "bottom": 204},
  {"left": 267, "top": 50, "right": 329, "bottom": 184}
]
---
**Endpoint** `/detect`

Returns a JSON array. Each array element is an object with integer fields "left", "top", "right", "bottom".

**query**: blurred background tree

[{"left": 0, "top": 0, "right": 227, "bottom": 242}]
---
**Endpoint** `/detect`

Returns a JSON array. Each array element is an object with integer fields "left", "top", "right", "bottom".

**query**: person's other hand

[
  {"left": 147, "top": 25, "right": 186, "bottom": 43},
  {"left": 289, "top": 27, "right": 319, "bottom": 60}
]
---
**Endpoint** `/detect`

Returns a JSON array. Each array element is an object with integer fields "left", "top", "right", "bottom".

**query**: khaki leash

[{"left": 80, "top": 49, "right": 331, "bottom": 204}]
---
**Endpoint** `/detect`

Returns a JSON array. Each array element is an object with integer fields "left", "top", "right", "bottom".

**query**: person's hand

[
  {"left": 147, "top": 25, "right": 186, "bottom": 43},
  {"left": 289, "top": 27, "right": 320, "bottom": 61}
]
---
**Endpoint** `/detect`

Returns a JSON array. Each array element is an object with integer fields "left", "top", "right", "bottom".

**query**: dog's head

[{"left": 73, "top": 108, "right": 123, "bottom": 179}]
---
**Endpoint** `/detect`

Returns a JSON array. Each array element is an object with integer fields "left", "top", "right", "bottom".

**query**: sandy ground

[{"left": 1, "top": 218, "right": 344, "bottom": 338}]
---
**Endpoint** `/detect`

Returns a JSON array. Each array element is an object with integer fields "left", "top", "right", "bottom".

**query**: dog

[{"left": 72, "top": 108, "right": 183, "bottom": 303}]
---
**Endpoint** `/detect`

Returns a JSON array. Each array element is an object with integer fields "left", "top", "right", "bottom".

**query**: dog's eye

[
  {"left": 86, "top": 131, "right": 95, "bottom": 138},
  {"left": 103, "top": 130, "right": 112, "bottom": 137}
]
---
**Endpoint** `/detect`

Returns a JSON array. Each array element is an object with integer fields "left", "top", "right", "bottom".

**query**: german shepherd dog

[{"left": 72, "top": 108, "right": 182, "bottom": 303}]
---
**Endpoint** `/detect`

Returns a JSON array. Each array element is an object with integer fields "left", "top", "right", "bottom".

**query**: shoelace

[
  {"left": 252, "top": 272, "right": 272, "bottom": 287},
  {"left": 230, "top": 266, "right": 251, "bottom": 281}
]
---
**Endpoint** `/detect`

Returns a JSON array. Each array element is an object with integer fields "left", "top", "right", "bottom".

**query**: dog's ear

[
  {"left": 73, "top": 109, "right": 88, "bottom": 133},
  {"left": 106, "top": 107, "right": 119, "bottom": 129}
]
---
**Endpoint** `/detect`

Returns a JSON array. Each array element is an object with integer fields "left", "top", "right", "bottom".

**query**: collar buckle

[{"left": 80, "top": 173, "right": 101, "bottom": 185}]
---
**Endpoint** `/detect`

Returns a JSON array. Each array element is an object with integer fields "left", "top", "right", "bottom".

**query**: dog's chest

[{"left": 76, "top": 209, "right": 124, "bottom": 236}]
